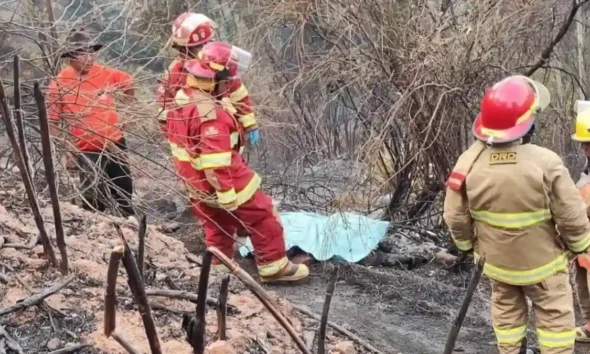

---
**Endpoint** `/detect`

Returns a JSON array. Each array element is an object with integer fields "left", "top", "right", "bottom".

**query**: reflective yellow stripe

[
  {"left": 204, "top": 173, "right": 261, "bottom": 208},
  {"left": 221, "top": 98, "right": 237, "bottom": 114},
  {"left": 216, "top": 188, "right": 237, "bottom": 204},
  {"left": 239, "top": 146, "right": 245, "bottom": 154},
  {"left": 568, "top": 233, "right": 590, "bottom": 253},
  {"left": 493, "top": 325, "right": 527, "bottom": 345},
  {"left": 196, "top": 152, "right": 232, "bottom": 169},
  {"left": 470, "top": 209, "right": 551, "bottom": 228},
  {"left": 230, "top": 132, "right": 240, "bottom": 148},
  {"left": 229, "top": 84, "right": 248, "bottom": 103},
  {"left": 537, "top": 328, "right": 575, "bottom": 348},
  {"left": 169, "top": 142, "right": 191, "bottom": 162},
  {"left": 257, "top": 257, "right": 288, "bottom": 277},
  {"left": 238, "top": 113, "right": 256, "bottom": 129},
  {"left": 475, "top": 252, "right": 567, "bottom": 285},
  {"left": 453, "top": 238, "right": 473, "bottom": 252}
]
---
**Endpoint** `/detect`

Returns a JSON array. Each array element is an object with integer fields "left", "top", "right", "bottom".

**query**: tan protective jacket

[{"left": 443, "top": 140, "right": 590, "bottom": 286}]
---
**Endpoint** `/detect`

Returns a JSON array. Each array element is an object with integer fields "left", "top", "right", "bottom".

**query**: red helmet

[
  {"left": 472, "top": 75, "right": 550, "bottom": 143},
  {"left": 170, "top": 12, "right": 216, "bottom": 48},
  {"left": 185, "top": 42, "right": 252, "bottom": 80}
]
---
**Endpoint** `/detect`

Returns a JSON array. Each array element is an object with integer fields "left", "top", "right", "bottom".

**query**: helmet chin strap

[{"left": 522, "top": 123, "right": 536, "bottom": 144}]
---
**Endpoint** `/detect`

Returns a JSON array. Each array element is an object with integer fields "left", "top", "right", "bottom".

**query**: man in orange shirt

[{"left": 47, "top": 29, "right": 136, "bottom": 218}]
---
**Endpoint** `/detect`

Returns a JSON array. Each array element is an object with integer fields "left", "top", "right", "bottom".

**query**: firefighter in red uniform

[
  {"left": 156, "top": 12, "right": 259, "bottom": 145},
  {"left": 165, "top": 44, "right": 309, "bottom": 283}
]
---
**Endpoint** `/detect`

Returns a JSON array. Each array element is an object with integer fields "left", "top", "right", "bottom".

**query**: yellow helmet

[{"left": 573, "top": 100, "right": 590, "bottom": 142}]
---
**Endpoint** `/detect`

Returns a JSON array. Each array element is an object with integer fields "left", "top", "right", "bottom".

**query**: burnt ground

[
  {"left": 167, "top": 207, "right": 497, "bottom": 354},
  {"left": 166, "top": 207, "right": 590, "bottom": 354}
]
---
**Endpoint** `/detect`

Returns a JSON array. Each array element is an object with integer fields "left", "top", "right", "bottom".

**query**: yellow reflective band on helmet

[
  {"left": 169, "top": 142, "right": 191, "bottom": 162},
  {"left": 493, "top": 325, "right": 527, "bottom": 345},
  {"left": 195, "top": 152, "right": 232, "bottom": 169},
  {"left": 453, "top": 238, "right": 473, "bottom": 252},
  {"left": 229, "top": 84, "right": 249, "bottom": 103},
  {"left": 568, "top": 233, "right": 590, "bottom": 253},
  {"left": 238, "top": 113, "right": 256, "bottom": 129},
  {"left": 475, "top": 253, "right": 567, "bottom": 285},
  {"left": 216, "top": 188, "right": 237, "bottom": 204},
  {"left": 470, "top": 209, "right": 551, "bottom": 228},
  {"left": 209, "top": 62, "right": 225, "bottom": 71},
  {"left": 537, "top": 328, "right": 575, "bottom": 349}
]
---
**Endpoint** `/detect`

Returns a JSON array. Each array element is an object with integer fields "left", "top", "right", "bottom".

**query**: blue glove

[{"left": 247, "top": 130, "right": 260, "bottom": 146}]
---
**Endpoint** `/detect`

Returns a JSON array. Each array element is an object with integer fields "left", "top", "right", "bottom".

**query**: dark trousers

[{"left": 77, "top": 138, "right": 135, "bottom": 218}]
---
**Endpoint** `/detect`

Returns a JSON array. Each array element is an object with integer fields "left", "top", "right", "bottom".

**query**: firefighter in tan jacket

[
  {"left": 571, "top": 100, "right": 590, "bottom": 342},
  {"left": 444, "top": 75, "right": 590, "bottom": 354}
]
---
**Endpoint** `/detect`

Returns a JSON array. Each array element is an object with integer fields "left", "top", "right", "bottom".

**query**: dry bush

[{"left": 0, "top": 0, "right": 588, "bottom": 232}]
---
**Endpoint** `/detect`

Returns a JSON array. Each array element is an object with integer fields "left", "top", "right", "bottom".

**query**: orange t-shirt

[{"left": 47, "top": 64, "right": 133, "bottom": 151}]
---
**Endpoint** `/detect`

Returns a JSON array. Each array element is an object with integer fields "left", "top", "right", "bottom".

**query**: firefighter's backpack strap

[{"left": 446, "top": 141, "right": 486, "bottom": 191}]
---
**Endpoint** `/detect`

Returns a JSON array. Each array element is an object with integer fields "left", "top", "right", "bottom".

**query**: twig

[
  {"left": 112, "top": 331, "right": 142, "bottom": 354},
  {"left": 217, "top": 275, "right": 230, "bottom": 340},
  {"left": 15, "top": 275, "right": 67, "bottom": 316},
  {"left": 318, "top": 266, "right": 338, "bottom": 354},
  {"left": 13, "top": 56, "right": 29, "bottom": 178},
  {"left": 186, "top": 253, "right": 202, "bottom": 266},
  {"left": 115, "top": 225, "right": 162, "bottom": 354},
  {"left": 136, "top": 214, "right": 147, "bottom": 280},
  {"left": 188, "top": 251, "right": 212, "bottom": 353},
  {"left": 104, "top": 245, "right": 124, "bottom": 337},
  {"left": 34, "top": 82, "right": 69, "bottom": 275},
  {"left": 149, "top": 301, "right": 191, "bottom": 315},
  {"left": 47, "top": 344, "right": 91, "bottom": 354},
  {"left": 443, "top": 257, "right": 486, "bottom": 354},
  {"left": 0, "top": 326, "right": 24, "bottom": 354},
  {"left": 0, "top": 338, "right": 6, "bottom": 354},
  {"left": 293, "top": 305, "right": 385, "bottom": 354},
  {"left": 208, "top": 247, "right": 312, "bottom": 354},
  {"left": 0, "top": 273, "right": 9, "bottom": 284},
  {"left": 144, "top": 289, "right": 225, "bottom": 309},
  {"left": 525, "top": 0, "right": 589, "bottom": 77},
  {"left": 0, "top": 77, "right": 57, "bottom": 267},
  {"left": 0, "top": 275, "right": 75, "bottom": 316},
  {"left": 0, "top": 235, "right": 3, "bottom": 249}
]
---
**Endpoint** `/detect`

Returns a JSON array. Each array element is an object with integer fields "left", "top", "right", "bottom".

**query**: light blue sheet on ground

[{"left": 238, "top": 211, "right": 390, "bottom": 263}]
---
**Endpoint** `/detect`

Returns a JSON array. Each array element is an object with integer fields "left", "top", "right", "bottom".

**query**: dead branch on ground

[
  {"left": 112, "top": 331, "right": 142, "bottom": 354},
  {"left": 0, "top": 325, "right": 24, "bottom": 354},
  {"left": 443, "top": 257, "right": 486, "bottom": 354},
  {"left": 318, "top": 266, "right": 339, "bottom": 354},
  {"left": 0, "top": 275, "right": 75, "bottom": 316},
  {"left": 293, "top": 305, "right": 385, "bottom": 354},
  {"left": 144, "top": 288, "right": 228, "bottom": 309},
  {"left": 34, "top": 81, "right": 69, "bottom": 275},
  {"left": 47, "top": 344, "right": 92, "bottom": 354},
  {"left": 207, "top": 246, "right": 312, "bottom": 354}
]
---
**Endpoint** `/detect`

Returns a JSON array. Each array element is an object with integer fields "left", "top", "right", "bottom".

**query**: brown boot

[{"left": 259, "top": 261, "right": 309, "bottom": 283}]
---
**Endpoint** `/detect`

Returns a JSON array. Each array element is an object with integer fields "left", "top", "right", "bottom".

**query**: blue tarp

[{"left": 238, "top": 211, "right": 389, "bottom": 263}]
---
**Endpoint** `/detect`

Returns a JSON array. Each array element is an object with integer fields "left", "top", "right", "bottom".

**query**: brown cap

[{"left": 60, "top": 28, "right": 103, "bottom": 58}]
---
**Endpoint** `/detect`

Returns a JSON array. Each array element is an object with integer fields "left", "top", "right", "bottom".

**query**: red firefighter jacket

[
  {"left": 166, "top": 87, "right": 261, "bottom": 208},
  {"left": 156, "top": 58, "right": 258, "bottom": 134}
]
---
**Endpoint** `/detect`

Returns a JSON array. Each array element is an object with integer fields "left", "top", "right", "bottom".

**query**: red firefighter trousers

[{"left": 191, "top": 190, "right": 286, "bottom": 267}]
